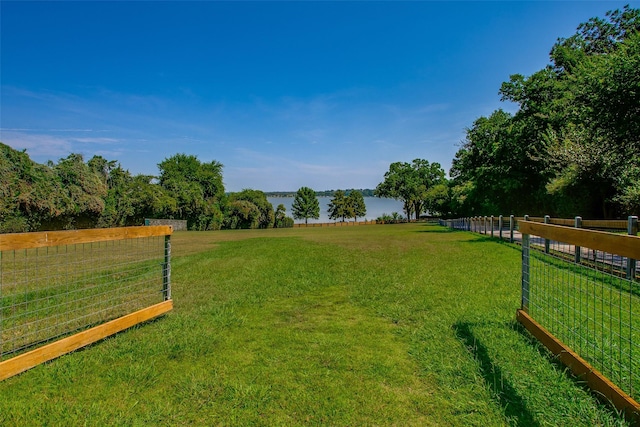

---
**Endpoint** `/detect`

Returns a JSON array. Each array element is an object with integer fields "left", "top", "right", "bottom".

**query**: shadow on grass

[
  {"left": 511, "top": 321, "right": 633, "bottom": 422},
  {"left": 461, "top": 236, "right": 524, "bottom": 249},
  {"left": 454, "top": 321, "right": 540, "bottom": 427},
  {"left": 415, "top": 228, "right": 457, "bottom": 233}
]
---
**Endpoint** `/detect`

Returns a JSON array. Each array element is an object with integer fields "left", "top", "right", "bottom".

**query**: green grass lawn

[{"left": 0, "top": 223, "right": 631, "bottom": 426}]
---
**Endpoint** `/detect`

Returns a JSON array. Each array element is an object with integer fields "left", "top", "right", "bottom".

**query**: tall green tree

[
  {"left": 97, "top": 167, "right": 177, "bottom": 228},
  {"left": 423, "top": 183, "right": 450, "bottom": 217},
  {"left": 274, "top": 203, "right": 294, "bottom": 228},
  {"left": 453, "top": 5, "right": 640, "bottom": 218},
  {"left": 292, "top": 187, "right": 320, "bottom": 224},
  {"left": 376, "top": 159, "right": 445, "bottom": 220},
  {"left": 347, "top": 190, "right": 367, "bottom": 221},
  {"left": 52, "top": 153, "right": 107, "bottom": 228},
  {"left": 224, "top": 199, "right": 261, "bottom": 229},
  {"left": 375, "top": 162, "right": 415, "bottom": 220},
  {"left": 0, "top": 143, "right": 63, "bottom": 231},
  {"left": 450, "top": 110, "right": 548, "bottom": 216},
  {"left": 157, "top": 153, "right": 224, "bottom": 230},
  {"left": 327, "top": 190, "right": 349, "bottom": 222},
  {"left": 227, "top": 189, "right": 275, "bottom": 229}
]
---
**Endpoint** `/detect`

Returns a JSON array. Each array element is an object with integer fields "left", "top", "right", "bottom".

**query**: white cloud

[
  {"left": 1, "top": 127, "right": 98, "bottom": 132},
  {"left": 71, "top": 137, "right": 120, "bottom": 144},
  {"left": 1, "top": 130, "right": 124, "bottom": 163},
  {"left": 0, "top": 130, "right": 72, "bottom": 160}
]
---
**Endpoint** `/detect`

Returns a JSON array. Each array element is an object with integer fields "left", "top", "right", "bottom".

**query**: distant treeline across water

[
  {"left": 264, "top": 189, "right": 376, "bottom": 198},
  {"left": 267, "top": 196, "right": 403, "bottom": 224}
]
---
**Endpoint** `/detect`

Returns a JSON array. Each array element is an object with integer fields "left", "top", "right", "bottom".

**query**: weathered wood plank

[
  {"left": 0, "top": 300, "right": 173, "bottom": 381},
  {"left": 517, "top": 310, "right": 640, "bottom": 424},
  {"left": 0, "top": 226, "right": 172, "bottom": 251},
  {"left": 519, "top": 221, "right": 640, "bottom": 260}
]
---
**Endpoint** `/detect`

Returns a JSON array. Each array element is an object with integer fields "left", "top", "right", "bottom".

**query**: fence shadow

[
  {"left": 453, "top": 321, "right": 540, "bottom": 427},
  {"left": 511, "top": 320, "right": 629, "bottom": 411},
  {"left": 415, "top": 228, "right": 457, "bottom": 233}
]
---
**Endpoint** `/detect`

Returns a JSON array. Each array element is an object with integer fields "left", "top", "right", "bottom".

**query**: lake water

[{"left": 267, "top": 196, "right": 405, "bottom": 224}]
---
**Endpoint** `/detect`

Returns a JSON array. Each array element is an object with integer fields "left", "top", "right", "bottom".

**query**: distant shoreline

[{"left": 264, "top": 189, "right": 376, "bottom": 198}]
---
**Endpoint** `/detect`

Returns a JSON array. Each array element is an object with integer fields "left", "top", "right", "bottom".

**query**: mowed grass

[{"left": 0, "top": 223, "right": 630, "bottom": 426}]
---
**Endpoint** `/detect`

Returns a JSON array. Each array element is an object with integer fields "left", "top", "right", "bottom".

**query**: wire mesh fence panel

[
  {"left": 0, "top": 231, "right": 168, "bottom": 362},
  {"left": 524, "top": 232, "right": 640, "bottom": 404}
]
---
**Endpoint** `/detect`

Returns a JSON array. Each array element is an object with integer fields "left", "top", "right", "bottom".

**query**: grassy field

[{"left": 0, "top": 222, "right": 631, "bottom": 426}]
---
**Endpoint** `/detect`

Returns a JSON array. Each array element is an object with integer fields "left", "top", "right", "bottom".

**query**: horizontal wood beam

[
  {"left": 0, "top": 300, "right": 173, "bottom": 381},
  {"left": 512, "top": 218, "right": 630, "bottom": 230},
  {"left": 519, "top": 221, "right": 640, "bottom": 260},
  {"left": 517, "top": 309, "right": 639, "bottom": 424},
  {"left": 0, "top": 225, "right": 172, "bottom": 251}
]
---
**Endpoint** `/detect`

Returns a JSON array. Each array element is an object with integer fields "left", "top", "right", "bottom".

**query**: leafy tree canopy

[
  {"left": 228, "top": 189, "right": 275, "bottom": 229},
  {"left": 327, "top": 190, "right": 349, "bottom": 222},
  {"left": 376, "top": 159, "right": 446, "bottom": 220},
  {"left": 452, "top": 5, "right": 640, "bottom": 218},
  {"left": 347, "top": 190, "right": 367, "bottom": 221},
  {"left": 292, "top": 186, "right": 320, "bottom": 224}
]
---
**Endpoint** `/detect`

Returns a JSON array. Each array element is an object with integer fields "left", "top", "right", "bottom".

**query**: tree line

[
  {"left": 0, "top": 145, "right": 295, "bottom": 232},
  {"left": 0, "top": 143, "right": 370, "bottom": 232},
  {"left": 377, "top": 6, "right": 640, "bottom": 220},
  {"left": 450, "top": 6, "right": 640, "bottom": 219},
  {"left": 288, "top": 186, "right": 368, "bottom": 224},
  {"left": 266, "top": 189, "right": 375, "bottom": 198}
]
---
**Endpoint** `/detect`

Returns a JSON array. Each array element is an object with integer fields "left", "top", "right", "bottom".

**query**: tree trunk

[{"left": 403, "top": 200, "right": 414, "bottom": 222}]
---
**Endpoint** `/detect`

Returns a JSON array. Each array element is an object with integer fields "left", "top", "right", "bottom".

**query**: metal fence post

[
  {"left": 626, "top": 216, "right": 637, "bottom": 280},
  {"left": 484, "top": 216, "right": 487, "bottom": 235},
  {"left": 544, "top": 215, "right": 550, "bottom": 254},
  {"left": 499, "top": 215, "right": 503, "bottom": 240},
  {"left": 510, "top": 215, "right": 514, "bottom": 243},
  {"left": 163, "top": 234, "right": 172, "bottom": 301},
  {"left": 574, "top": 216, "right": 582, "bottom": 263},
  {"left": 521, "top": 231, "right": 530, "bottom": 312}
]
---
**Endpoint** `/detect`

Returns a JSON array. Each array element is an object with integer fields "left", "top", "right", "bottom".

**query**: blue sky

[{"left": 2, "top": 1, "right": 637, "bottom": 192}]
